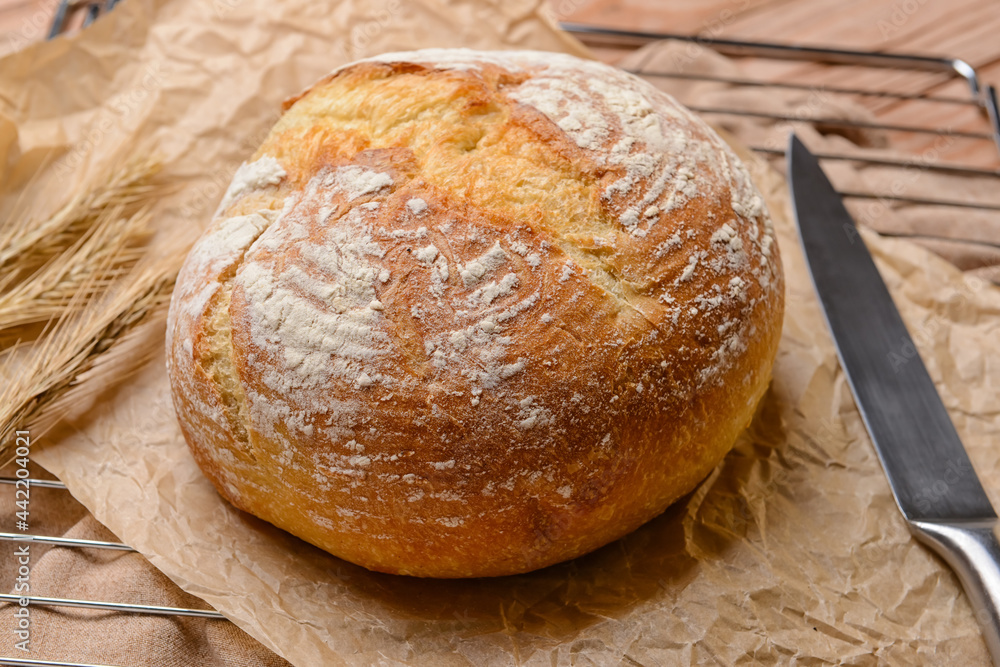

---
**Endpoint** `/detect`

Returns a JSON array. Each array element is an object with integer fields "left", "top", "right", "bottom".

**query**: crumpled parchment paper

[{"left": 2, "top": 1, "right": 1000, "bottom": 664}]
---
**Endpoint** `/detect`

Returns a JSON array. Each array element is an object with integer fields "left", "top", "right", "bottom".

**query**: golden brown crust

[{"left": 165, "top": 49, "right": 784, "bottom": 577}]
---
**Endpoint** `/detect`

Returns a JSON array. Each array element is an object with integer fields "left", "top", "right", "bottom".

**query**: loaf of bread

[{"left": 165, "top": 49, "right": 783, "bottom": 578}]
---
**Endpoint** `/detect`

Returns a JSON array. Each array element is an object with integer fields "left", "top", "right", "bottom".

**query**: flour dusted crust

[{"left": 166, "top": 49, "right": 784, "bottom": 578}]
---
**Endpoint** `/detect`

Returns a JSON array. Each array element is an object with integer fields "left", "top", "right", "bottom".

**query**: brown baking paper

[{"left": 3, "top": 4, "right": 1000, "bottom": 665}]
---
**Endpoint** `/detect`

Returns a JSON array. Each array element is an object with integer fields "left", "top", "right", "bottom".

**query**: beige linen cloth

[
  {"left": 2, "top": 3, "right": 1000, "bottom": 666},
  {"left": 0, "top": 462, "right": 287, "bottom": 665}
]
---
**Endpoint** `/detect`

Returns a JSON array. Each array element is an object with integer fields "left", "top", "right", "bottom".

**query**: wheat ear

[
  {"left": 0, "top": 250, "right": 184, "bottom": 464},
  {"left": 0, "top": 155, "right": 161, "bottom": 277},
  {"left": 0, "top": 205, "right": 153, "bottom": 334}
]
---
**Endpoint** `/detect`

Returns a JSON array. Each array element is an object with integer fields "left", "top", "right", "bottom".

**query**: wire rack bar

[
  {"left": 0, "top": 594, "right": 225, "bottom": 619},
  {"left": 0, "top": 478, "right": 67, "bottom": 490},
  {"left": 987, "top": 85, "right": 1000, "bottom": 154},
  {"left": 81, "top": 3, "right": 100, "bottom": 28},
  {"left": 837, "top": 191, "right": 1000, "bottom": 212},
  {"left": 748, "top": 147, "right": 1000, "bottom": 177},
  {"left": 685, "top": 106, "right": 994, "bottom": 139},
  {"left": 626, "top": 70, "right": 979, "bottom": 104},
  {"left": 873, "top": 231, "right": 1000, "bottom": 250},
  {"left": 46, "top": 0, "right": 72, "bottom": 40},
  {"left": 560, "top": 23, "right": 987, "bottom": 95},
  {"left": 0, "top": 657, "right": 121, "bottom": 667},
  {"left": 47, "top": 0, "right": 118, "bottom": 40},
  {"left": 0, "top": 533, "right": 135, "bottom": 551}
]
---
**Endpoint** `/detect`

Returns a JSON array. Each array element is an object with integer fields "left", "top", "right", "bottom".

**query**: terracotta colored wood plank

[
  {"left": 710, "top": 0, "right": 999, "bottom": 113},
  {"left": 0, "top": 0, "right": 55, "bottom": 56},
  {"left": 0, "top": 0, "right": 37, "bottom": 11},
  {"left": 921, "top": 9, "right": 1000, "bottom": 58},
  {"left": 718, "top": 0, "right": 923, "bottom": 47},
  {"left": 560, "top": 0, "right": 791, "bottom": 35},
  {"left": 734, "top": 0, "right": 996, "bottom": 64},
  {"left": 871, "top": 0, "right": 1000, "bottom": 62}
]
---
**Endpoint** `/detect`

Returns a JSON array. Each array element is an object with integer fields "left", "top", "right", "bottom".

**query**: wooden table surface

[
  {"left": 4, "top": 0, "right": 998, "bottom": 75},
  {"left": 5, "top": 0, "right": 999, "bottom": 76},
  {"left": 0, "top": 2, "right": 997, "bottom": 663},
  {"left": 3, "top": 0, "right": 997, "bottom": 168}
]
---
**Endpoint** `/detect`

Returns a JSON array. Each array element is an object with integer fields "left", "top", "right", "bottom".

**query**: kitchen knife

[{"left": 788, "top": 133, "right": 1000, "bottom": 665}]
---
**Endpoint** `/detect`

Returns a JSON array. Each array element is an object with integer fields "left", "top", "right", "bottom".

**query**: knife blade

[{"left": 788, "top": 133, "right": 1000, "bottom": 664}]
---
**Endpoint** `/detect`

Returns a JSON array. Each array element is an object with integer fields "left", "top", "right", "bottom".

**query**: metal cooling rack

[
  {"left": 560, "top": 23, "right": 1000, "bottom": 247},
  {"left": 5, "top": 17, "right": 999, "bottom": 667},
  {"left": 47, "top": 0, "right": 121, "bottom": 39},
  {"left": 0, "top": 476, "right": 224, "bottom": 667}
]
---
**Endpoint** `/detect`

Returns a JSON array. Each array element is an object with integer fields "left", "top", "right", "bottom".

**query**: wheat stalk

[
  {"left": 0, "top": 155, "right": 161, "bottom": 278},
  {"left": 0, "top": 204, "right": 152, "bottom": 334},
  {"left": 0, "top": 252, "right": 183, "bottom": 463},
  {"left": 0, "top": 148, "right": 185, "bottom": 462}
]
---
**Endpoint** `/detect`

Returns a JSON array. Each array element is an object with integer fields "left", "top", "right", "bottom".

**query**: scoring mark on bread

[
  {"left": 173, "top": 165, "right": 295, "bottom": 462},
  {"left": 215, "top": 156, "right": 287, "bottom": 216}
]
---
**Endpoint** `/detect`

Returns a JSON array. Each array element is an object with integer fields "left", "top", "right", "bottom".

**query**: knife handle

[{"left": 911, "top": 519, "right": 1000, "bottom": 665}]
